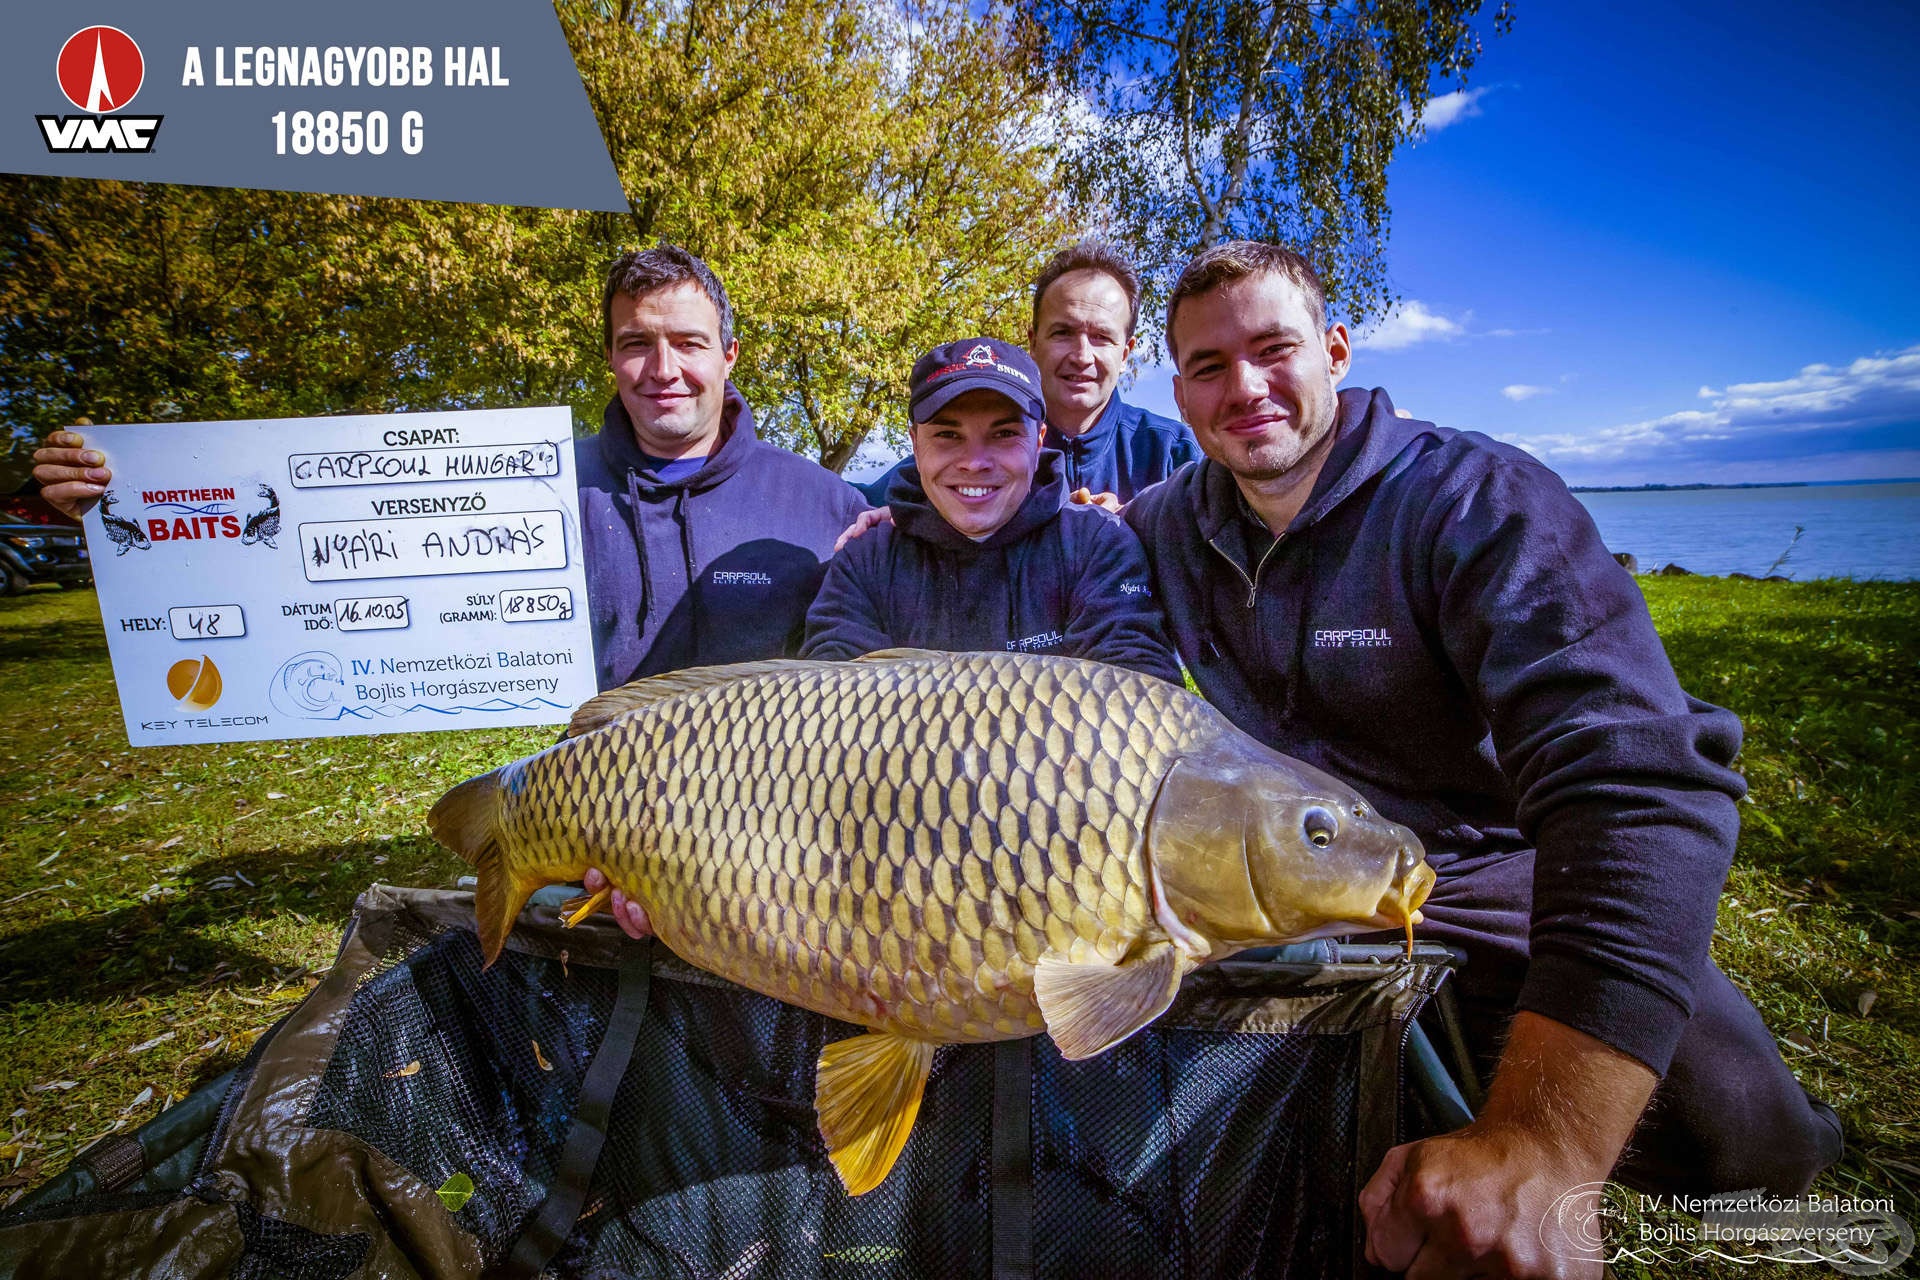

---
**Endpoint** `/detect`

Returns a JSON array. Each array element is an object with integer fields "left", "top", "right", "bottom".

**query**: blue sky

[{"left": 1114, "top": 0, "right": 1920, "bottom": 487}]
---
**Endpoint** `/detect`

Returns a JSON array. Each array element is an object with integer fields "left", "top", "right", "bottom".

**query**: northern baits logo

[
  {"left": 38, "top": 26, "right": 164, "bottom": 154},
  {"left": 127, "top": 483, "right": 279, "bottom": 548},
  {"left": 166, "top": 655, "right": 223, "bottom": 710}
]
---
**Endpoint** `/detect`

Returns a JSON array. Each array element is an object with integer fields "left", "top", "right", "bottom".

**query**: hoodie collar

[
  {"left": 1042, "top": 391, "right": 1123, "bottom": 458},
  {"left": 1196, "top": 387, "right": 1429, "bottom": 542},
  {"left": 886, "top": 448, "right": 1068, "bottom": 552},
  {"left": 598, "top": 383, "right": 759, "bottom": 496}
]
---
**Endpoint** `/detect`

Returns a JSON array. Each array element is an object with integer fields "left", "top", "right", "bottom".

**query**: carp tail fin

[
  {"left": 428, "top": 769, "right": 536, "bottom": 968},
  {"left": 814, "top": 1032, "right": 936, "bottom": 1196}
]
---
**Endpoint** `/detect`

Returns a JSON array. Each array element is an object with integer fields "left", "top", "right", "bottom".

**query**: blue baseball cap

[{"left": 908, "top": 339, "right": 1046, "bottom": 424}]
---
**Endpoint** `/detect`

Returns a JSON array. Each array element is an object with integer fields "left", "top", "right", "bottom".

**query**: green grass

[{"left": 1, "top": 577, "right": 1916, "bottom": 1276}]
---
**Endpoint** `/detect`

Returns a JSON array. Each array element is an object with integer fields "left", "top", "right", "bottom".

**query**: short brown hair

[
  {"left": 1164, "top": 241, "right": 1327, "bottom": 362},
  {"left": 1031, "top": 240, "right": 1142, "bottom": 339},
  {"left": 601, "top": 244, "right": 736, "bottom": 351}
]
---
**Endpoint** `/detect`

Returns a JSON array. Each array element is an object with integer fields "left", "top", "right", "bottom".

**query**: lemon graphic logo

[{"left": 165, "top": 655, "right": 223, "bottom": 711}]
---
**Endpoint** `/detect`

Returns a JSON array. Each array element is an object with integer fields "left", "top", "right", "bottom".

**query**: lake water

[{"left": 1573, "top": 482, "right": 1920, "bottom": 581}]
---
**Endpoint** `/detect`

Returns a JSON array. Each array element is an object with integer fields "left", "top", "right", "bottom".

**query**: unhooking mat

[{"left": 0, "top": 884, "right": 1459, "bottom": 1279}]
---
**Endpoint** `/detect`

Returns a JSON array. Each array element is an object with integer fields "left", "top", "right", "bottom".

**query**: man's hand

[
  {"left": 31, "top": 429, "right": 112, "bottom": 521},
  {"left": 1070, "top": 487, "right": 1123, "bottom": 514},
  {"left": 833, "top": 505, "right": 892, "bottom": 553},
  {"left": 1359, "top": 1011, "right": 1657, "bottom": 1278},
  {"left": 581, "top": 866, "right": 653, "bottom": 940}
]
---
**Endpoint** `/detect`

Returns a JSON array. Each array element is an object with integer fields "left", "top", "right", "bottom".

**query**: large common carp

[{"left": 428, "top": 650, "right": 1433, "bottom": 1195}]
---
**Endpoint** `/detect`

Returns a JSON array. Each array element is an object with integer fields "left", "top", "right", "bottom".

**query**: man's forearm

[{"left": 1478, "top": 1009, "right": 1658, "bottom": 1170}]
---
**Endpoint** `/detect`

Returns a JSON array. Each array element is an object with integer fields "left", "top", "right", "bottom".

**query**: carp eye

[{"left": 1303, "top": 806, "right": 1337, "bottom": 848}]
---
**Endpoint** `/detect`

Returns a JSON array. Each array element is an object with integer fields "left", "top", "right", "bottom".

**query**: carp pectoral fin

[
  {"left": 1033, "top": 944, "right": 1195, "bottom": 1061},
  {"left": 567, "top": 660, "right": 823, "bottom": 737},
  {"left": 814, "top": 1032, "right": 937, "bottom": 1197}
]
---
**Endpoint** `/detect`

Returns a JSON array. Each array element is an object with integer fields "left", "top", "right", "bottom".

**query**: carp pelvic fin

[
  {"left": 566, "top": 660, "right": 823, "bottom": 737},
  {"left": 427, "top": 769, "right": 536, "bottom": 969},
  {"left": 814, "top": 1032, "right": 937, "bottom": 1196},
  {"left": 1033, "top": 943, "right": 1195, "bottom": 1060}
]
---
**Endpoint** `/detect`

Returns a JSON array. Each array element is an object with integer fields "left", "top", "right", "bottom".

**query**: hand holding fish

[
  {"left": 1359, "top": 1011, "right": 1656, "bottom": 1279},
  {"left": 581, "top": 865, "right": 653, "bottom": 940}
]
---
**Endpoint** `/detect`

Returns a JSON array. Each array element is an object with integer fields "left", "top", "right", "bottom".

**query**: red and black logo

[{"left": 37, "top": 26, "right": 163, "bottom": 154}]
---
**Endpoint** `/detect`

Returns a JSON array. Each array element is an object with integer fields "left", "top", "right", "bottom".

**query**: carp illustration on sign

[{"left": 428, "top": 649, "right": 1435, "bottom": 1195}]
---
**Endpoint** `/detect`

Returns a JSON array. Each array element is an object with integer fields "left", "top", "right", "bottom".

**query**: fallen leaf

[
  {"left": 384, "top": 1061, "right": 422, "bottom": 1079},
  {"left": 157, "top": 836, "right": 184, "bottom": 850},
  {"left": 122, "top": 1086, "right": 154, "bottom": 1113},
  {"left": 29, "top": 1082, "right": 77, "bottom": 1093},
  {"left": 558, "top": 949, "right": 570, "bottom": 979},
  {"left": 267, "top": 792, "right": 288, "bottom": 800},
  {"left": 436, "top": 1172, "right": 474, "bottom": 1212},
  {"left": 1857, "top": 990, "right": 1878, "bottom": 1017},
  {"left": 532, "top": 1040, "right": 553, "bottom": 1072},
  {"left": 127, "top": 1032, "right": 176, "bottom": 1055}
]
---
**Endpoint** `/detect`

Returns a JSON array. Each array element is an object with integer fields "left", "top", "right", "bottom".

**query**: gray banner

[{"left": 0, "top": 0, "right": 627, "bottom": 211}]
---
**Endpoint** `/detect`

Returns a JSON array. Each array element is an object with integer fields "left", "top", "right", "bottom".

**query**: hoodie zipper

[{"left": 1207, "top": 533, "right": 1284, "bottom": 607}]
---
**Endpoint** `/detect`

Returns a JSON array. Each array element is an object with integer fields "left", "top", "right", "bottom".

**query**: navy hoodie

[
  {"left": 576, "top": 388, "right": 869, "bottom": 689},
  {"left": 859, "top": 393, "right": 1200, "bottom": 504},
  {"left": 803, "top": 449, "right": 1182, "bottom": 684},
  {"left": 1125, "top": 387, "right": 1745, "bottom": 1075},
  {"left": 1042, "top": 393, "right": 1200, "bottom": 501}
]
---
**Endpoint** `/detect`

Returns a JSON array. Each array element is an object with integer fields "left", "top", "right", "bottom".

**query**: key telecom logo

[
  {"left": 38, "top": 26, "right": 165, "bottom": 154},
  {"left": 166, "top": 655, "right": 223, "bottom": 711}
]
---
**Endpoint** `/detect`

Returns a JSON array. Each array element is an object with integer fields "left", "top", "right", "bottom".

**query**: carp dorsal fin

[
  {"left": 1033, "top": 943, "right": 1196, "bottom": 1060},
  {"left": 567, "top": 660, "right": 822, "bottom": 737},
  {"left": 852, "top": 648, "right": 948, "bottom": 664},
  {"left": 814, "top": 1032, "right": 938, "bottom": 1196}
]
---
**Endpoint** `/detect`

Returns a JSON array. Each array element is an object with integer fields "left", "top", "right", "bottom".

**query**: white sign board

[{"left": 81, "top": 407, "right": 595, "bottom": 747}]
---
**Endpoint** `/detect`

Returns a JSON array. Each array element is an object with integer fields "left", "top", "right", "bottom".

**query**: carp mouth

[{"left": 1359, "top": 858, "right": 1437, "bottom": 958}]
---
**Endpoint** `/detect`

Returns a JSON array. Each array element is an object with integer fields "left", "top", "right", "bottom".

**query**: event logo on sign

[{"left": 37, "top": 26, "right": 165, "bottom": 154}]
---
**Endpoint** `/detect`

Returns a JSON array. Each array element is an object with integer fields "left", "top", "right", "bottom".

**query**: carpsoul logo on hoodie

[
  {"left": 38, "top": 25, "right": 164, "bottom": 153},
  {"left": 1314, "top": 627, "right": 1393, "bottom": 649}
]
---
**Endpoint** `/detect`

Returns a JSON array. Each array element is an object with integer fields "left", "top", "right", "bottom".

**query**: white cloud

[
  {"left": 1505, "top": 345, "right": 1920, "bottom": 478},
  {"left": 1353, "top": 300, "right": 1466, "bottom": 352},
  {"left": 1502, "top": 384, "right": 1552, "bottom": 402},
  {"left": 1403, "top": 87, "right": 1492, "bottom": 135}
]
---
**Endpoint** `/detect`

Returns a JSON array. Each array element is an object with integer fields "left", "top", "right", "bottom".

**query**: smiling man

[
  {"left": 801, "top": 338, "right": 1179, "bottom": 682},
  {"left": 1123, "top": 240, "right": 1841, "bottom": 1278},
  {"left": 577, "top": 245, "right": 868, "bottom": 690},
  {"left": 859, "top": 242, "right": 1197, "bottom": 507}
]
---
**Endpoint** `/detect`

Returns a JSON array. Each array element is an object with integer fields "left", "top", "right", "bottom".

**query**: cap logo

[{"left": 965, "top": 344, "right": 996, "bottom": 367}]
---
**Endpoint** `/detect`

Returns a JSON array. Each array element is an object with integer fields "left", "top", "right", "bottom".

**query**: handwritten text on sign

[
  {"left": 288, "top": 441, "right": 561, "bottom": 488},
  {"left": 301, "top": 510, "right": 567, "bottom": 582}
]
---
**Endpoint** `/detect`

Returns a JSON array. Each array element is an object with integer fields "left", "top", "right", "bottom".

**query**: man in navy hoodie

[
  {"left": 803, "top": 339, "right": 1179, "bottom": 684},
  {"left": 1125, "top": 241, "right": 1841, "bottom": 1277},
  {"left": 857, "top": 242, "right": 1197, "bottom": 507},
  {"left": 576, "top": 245, "right": 869, "bottom": 690}
]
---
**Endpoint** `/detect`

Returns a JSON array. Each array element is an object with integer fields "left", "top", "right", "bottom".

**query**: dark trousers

[{"left": 1401, "top": 850, "right": 1844, "bottom": 1196}]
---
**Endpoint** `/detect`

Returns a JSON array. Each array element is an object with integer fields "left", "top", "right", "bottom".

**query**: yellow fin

[
  {"left": 1033, "top": 944, "right": 1195, "bottom": 1060},
  {"left": 566, "top": 660, "right": 823, "bottom": 737},
  {"left": 852, "top": 648, "right": 948, "bottom": 664},
  {"left": 426, "top": 766, "right": 539, "bottom": 968},
  {"left": 814, "top": 1032, "right": 937, "bottom": 1196}
]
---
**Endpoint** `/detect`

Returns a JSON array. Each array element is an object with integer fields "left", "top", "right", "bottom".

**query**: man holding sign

[{"left": 34, "top": 244, "right": 868, "bottom": 693}]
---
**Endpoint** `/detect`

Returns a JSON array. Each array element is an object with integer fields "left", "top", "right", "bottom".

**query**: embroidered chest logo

[
  {"left": 1007, "top": 630, "right": 1065, "bottom": 653},
  {"left": 711, "top": 570, "right": 774, "bottom": 586},
  {"left": 1313, "top": 627, "right": 1394, "bottom": 649}
]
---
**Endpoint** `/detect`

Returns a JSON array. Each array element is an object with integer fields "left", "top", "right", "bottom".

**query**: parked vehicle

[{"left": 0, "top": 483, "right": 90, "bottom": 593}]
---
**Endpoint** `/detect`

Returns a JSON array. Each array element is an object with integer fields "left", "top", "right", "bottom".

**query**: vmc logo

[{"left": 37, "top": 26, "right": 164, "bottom": 154}]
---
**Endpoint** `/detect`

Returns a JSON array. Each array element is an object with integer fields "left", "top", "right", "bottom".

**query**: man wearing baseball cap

[{"left": 801, "top": 338, "right": 1180, "bottom": 682}]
